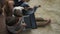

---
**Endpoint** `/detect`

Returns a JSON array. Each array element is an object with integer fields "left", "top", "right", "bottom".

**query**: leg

[
  {"left": 24, "top": 16, "right": 32, "bottom": 28},
  {"left": 36, "top": 17, "right": 51, "bottom": 27},
  {"left": 30, "top": 13, "right": 37, "bottom": 29}
]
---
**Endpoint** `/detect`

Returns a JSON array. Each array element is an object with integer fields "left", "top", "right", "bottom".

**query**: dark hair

[
  {"left": 13, "top": 9, "right": 23, "bottom": 17},
  {"left": 6, "top": 17, "right": 19, "bottom": 26}
]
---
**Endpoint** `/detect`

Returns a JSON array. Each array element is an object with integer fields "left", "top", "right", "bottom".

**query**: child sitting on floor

[{"left": 6, "top": 6, "right": 26, "bottom": 34}]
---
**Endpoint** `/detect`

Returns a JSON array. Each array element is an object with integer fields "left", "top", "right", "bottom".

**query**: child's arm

[
  {"left": 33, "top": 5, "right": 41, "bottom": 11},
  {"left": 23, "top": 5, "right": 41, "bottom": 15}
]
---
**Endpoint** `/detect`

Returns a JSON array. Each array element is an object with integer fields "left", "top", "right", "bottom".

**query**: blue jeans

[
  {"left": 24, "top": 13, "right": 37, "bottom": 29},
  {"left": 23, "top": 6, "right": 39, "bottom": 29}
]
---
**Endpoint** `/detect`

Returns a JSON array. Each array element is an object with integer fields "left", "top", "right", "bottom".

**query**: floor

[{"left": 20, "top": 0, "right": 60, "bottom": 34}]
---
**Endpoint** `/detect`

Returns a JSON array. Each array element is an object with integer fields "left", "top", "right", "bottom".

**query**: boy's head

[{"left": 13, "top": 6, "right": 24, "bottom": 17}]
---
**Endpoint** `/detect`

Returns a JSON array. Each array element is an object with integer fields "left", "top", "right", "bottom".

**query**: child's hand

[
  {"left": 34, "top": 5, "right": 41, "bottom": 8},
  {"left": 21, "top": 23, "right": 27, "bottom": 27}
]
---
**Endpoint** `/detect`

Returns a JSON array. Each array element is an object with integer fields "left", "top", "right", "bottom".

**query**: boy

[{"left": 6, "top": 6, "right": 26, "bottom": 34}]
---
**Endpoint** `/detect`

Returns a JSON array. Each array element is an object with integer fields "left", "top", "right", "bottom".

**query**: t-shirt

[{"left": 6, "top": 17, "right": 23, "bottom": 34}]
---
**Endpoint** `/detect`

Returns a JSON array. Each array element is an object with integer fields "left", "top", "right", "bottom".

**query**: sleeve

[
  {"left": 24, "top": 6, "right": 39, "bottom": 15},
  {"left": 21, "top": 2, "right": 30, "bottom": 7},
  {"left": 22, "top": 7, "right": 38, "bottom": 15}
]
